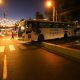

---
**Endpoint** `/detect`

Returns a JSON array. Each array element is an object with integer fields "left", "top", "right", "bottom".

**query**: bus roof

[{"left": 27, "top": 19, "right": 74, "bottom": 24}]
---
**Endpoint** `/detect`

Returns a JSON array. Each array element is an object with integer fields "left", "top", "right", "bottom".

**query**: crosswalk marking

[
  {"left": 15, "top": 38, "right": 18, "bottom": 40},
  {"left": 2, "top": 38, "right": 10, "bottom": 41},
  {"left": 7, "top": 38, "right": 10, "bottom": 41},
  {"left": 3, "top": 55, "right": 7, "bottom": 80},
  {"left": 9, "top": 45, "right": 16, "bottom": 51},
  {"left": 0, "top": 43, "right": 27, "bottom": 53},
  {"left": 2, "top": 38, "right": 18, "bottom": 41},
  {"left": 0, "top": 46, "right": 5, "bottom": 53},
  {"left": 3, "top": 39, "right": 5, "bottom": 41}
]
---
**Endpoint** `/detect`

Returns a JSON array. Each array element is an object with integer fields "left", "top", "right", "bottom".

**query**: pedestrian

[{"left": 11, "top": 31, "right": 14, "bottom": 39}]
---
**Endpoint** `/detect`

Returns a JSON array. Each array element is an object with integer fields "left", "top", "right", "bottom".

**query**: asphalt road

[{"left": 0, "top": 36, "right": 80, "bottom": 80}]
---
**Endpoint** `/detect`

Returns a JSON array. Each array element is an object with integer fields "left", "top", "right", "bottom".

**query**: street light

[
  {"left": 0, "top": 0, "right": 3, "bottom": 5},
  {"left": 46, "top": 1, "right": 52, "bottom": 7},
  {"left": 46, "top": 0, "right": 56, "bottom": 22}
]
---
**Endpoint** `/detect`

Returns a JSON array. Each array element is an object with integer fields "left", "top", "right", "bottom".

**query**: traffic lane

[
  {"left": 0, "top": 54, "right": 4, "bottom": 80},
  {"left": 0, "top": 39, "right": 6, "bottom": 80},
  {"left": 7, "top": 45, "right": 80, "bottom": 80}
]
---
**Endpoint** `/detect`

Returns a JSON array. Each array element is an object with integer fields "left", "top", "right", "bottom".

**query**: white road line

[
  {"left": 2, "top": 38, "right": 18, "bottom": 41},
  {"left": 15, "top": 38, "right": 18, "bottom": 40},
  {"left": 3, "top": 39, "right": 5, "bottom": 41},
  {"left": 7, "top": 38, "right": 10, "bottom": 41},
  {"left": 3, "top": 55, "right": 7, "bottom": 80},
  {"left": 0, "top": 46, "right": 5, "bottom": 53},
  {"left": 9, "top": 45, "right": 16, "bottom": 51}
]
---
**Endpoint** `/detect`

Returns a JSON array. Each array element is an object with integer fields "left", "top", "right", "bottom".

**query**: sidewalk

[{"left": 42, "top": 42, "right": 80, "bottom": 62}]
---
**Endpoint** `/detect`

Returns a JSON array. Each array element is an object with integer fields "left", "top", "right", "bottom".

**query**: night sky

[
  {"left": 0, "top": 0, "right": 80, "bottom": 21},
  {"left": 0, "top": 0, "right": 45, "bottom": 20}
]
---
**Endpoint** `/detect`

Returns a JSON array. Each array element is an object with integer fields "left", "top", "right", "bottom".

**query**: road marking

[
  {"left": 3, "top": 55, "right": 7, "bottom": 80},
  {"left": 9, "top": 45, "right": 16, "bottom": 51},
  {"left": 2, "top": 38, "right": 18, "bottom": 41},
  {"left": 3, "top": 39, "right": 5, "bottom": 41},
  {"left": 7, "top": 38, "right": 10, "bottom": 41},
  {"left": 0, "top": 46, "right": 5, "bottom": 53},
  {"left": 15, "top": 38, "right": 18, "bottom": 40}
]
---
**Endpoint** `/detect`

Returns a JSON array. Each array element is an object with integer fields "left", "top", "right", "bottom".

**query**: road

[{"left": 0, "top": 36, "right": 80, "bottom": 80}]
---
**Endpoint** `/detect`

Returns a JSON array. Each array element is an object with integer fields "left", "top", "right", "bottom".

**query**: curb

[{"left": 42, "top": 42, "right": 80, "bottom": 62}]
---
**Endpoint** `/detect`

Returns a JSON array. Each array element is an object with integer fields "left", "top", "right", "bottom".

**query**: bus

[{"left": 26, "top": 20, "right": 75, "bottom": 42}]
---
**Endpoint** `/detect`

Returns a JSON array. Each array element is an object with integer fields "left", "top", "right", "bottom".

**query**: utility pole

[
  {"left": 46, "top": 0, "right": 57, "bottom": 22},
  {"left": 3, "top": 10, "right": 7, "bottom": 35}
]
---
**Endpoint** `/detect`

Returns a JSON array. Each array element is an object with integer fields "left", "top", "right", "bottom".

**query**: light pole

[{"left": 46, "top": 0, "right": 56, "bottom": 22}]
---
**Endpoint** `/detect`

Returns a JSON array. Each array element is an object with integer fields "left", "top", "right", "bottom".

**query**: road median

[{"left": 42, "top": 42, "right": 80, "bottom": 62}]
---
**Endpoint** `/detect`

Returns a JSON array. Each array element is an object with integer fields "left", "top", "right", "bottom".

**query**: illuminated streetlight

[
  {"left": 46, "top": 1, "right": 52, "bottom": 7},
  {"left": 46, "top": 0, "right": 56, "bottom": 22},
  {"left": 0, "top": 0, "right": 3, "bottom": 5}
]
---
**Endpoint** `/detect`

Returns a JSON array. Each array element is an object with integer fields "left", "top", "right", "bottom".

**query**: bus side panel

[
  {"left": 31, "top": 31, "right": 38, "bottom": 41},
  {"left": 40, "top": 28, "right": 65, "bottom": 40},
  {"left": 67, "top": 28, "right": 75, "bottom": 37}
]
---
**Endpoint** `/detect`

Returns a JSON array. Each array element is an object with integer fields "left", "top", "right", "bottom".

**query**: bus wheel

[
  {"left": 64, "top": 32, "right": 68, "bottom": 39},
  {"left": 38, "top": 34, "right": 44, "bottom": 42}
]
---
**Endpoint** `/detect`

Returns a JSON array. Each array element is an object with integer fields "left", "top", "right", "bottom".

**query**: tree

[
  {"left": 60, "top": 0, "right": 80, "bottom": 21},
  {"left": 35, "top": 11, "right": 44, "bottom": 19},
  {"left": 45, "top": 6, "right": 53, "bottom": 20}
]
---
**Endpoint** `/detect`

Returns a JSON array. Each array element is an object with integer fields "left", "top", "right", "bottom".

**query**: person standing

[{"left": 11, "top": 31, "right": 14, "bottom": 39}]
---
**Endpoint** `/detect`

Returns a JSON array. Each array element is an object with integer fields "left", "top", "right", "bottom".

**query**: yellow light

[
  {"left": 21, "top": 26, "right": 25, "bottom": 30},
  {"left": 0, "top": 0, "right": 3, "bottom": 4},
  {"left": 46, "top": 1, "right": 52, "bottom": 7},
  {"left": 9, "top": 45, "right": 15, "bottom": 51},
  {"left": 3, "top": 55, "right": 7, "bottom": 80},
  {"left": 0, "top": 46, "right": 5, "bottom": 52}
]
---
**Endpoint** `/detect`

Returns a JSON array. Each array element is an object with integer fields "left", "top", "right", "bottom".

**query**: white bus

[{"left": 26, "top": 20, "right": 75, "bottom": 42}]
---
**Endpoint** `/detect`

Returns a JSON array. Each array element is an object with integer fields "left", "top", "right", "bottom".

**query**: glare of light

[
  {"left": 0, "top": 18, "right": 17, "bottom": 27},
  {"left": 7, "top": 38, "right": 10, "bottom": 41},
  {"left": 9, "top": 45, "right": 15, "bottom": 51},
  {"left": 46, "top": 1, "right": 52, "bottom": 7},
  {"left": 0, "top": 0, "right": 3, "bottom": 4},
  {"left": 0, "top": 46, "right": 5, "bottom": 53},
  {"left": 21, "top": 26, "right": 25, "bottom": 30},
  {"left": 3, "top": 39, "right": 5, "bottom": 41},
  {"left": 1, "top": 34, "right": 4, "bottom": 36}
]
